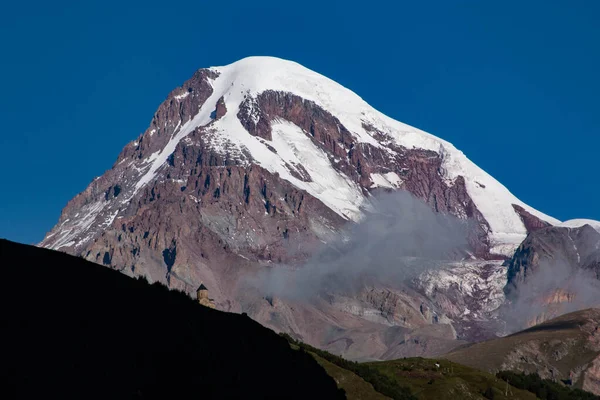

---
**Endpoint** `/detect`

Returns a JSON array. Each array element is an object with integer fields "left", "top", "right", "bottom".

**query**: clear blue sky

[{"left": 1, "top": 1, "right": 598, "bottom": 245}]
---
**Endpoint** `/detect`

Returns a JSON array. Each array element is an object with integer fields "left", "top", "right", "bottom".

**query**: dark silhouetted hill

[{"left": 0, "top": 239, "right": 344, "bottom": 399}]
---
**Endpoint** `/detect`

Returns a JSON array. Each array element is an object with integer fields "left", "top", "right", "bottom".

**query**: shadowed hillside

[{"left": 0, "top": 239, "right": 344, "bottom": 399}]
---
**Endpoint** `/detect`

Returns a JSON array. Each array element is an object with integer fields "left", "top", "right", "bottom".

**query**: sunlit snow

[{"left": 43, "top": 56, "right": 561, "bottom": 254}]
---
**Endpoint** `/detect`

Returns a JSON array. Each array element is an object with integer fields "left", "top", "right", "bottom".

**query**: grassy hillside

[
  {"left": 284, "top": 335, "right": 536, "bottom": 400},
  {"left": 365, "top": 358, "right": 536, "bottom": 400},
  {"left": 444, "top": 308, "right": 600, "bottom": 391},
  {"left": 496, "top": 371, "right": 599, "bottom": 400},
  {"left": 310, "top": 351, "right": 391, "bottom": 400},
  {"left": 0, "top": 239, "right": 344, "bottom": 399}
]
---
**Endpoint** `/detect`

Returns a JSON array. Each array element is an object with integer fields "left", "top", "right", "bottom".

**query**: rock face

[
  {"left": 503, "top": 225, "right": 600, "bottom": 327},
  {"left": 583, "top": 355, "right": 600, "bottom": 395},
  {"left": 506, "top": 224, "right": 600, "bottom": 294},
  {"left": 40, "top": 56, "right": 562, "bottom": 360}
]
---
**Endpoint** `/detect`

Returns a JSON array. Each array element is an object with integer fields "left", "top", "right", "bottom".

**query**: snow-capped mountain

[
  {"left": 42, "top": 56, "right": 557, "bottom": 256},
  {"left": 40, "top": 56, "right": 585, "bottom": 359}
]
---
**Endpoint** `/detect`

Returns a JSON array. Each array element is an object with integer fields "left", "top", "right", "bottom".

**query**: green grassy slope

[
  {"left": 365, "top": 358, "right": 536, "bottom": 400},
  {"left": 310, "top": 351, "right": 391, "bottom": 400},
  {"left": 284, "top": 334, "right": 535, "bottom": 400}
]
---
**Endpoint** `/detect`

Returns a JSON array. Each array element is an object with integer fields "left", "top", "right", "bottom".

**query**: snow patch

[
  {"left": 370, "top": 172, "right": 403, "bottom": 189},
  {"left": 55, "top": 240, "right": 75, "bottom": 250},
  {"left": 47, "top": 200, "right": 107, "bottom": 250},
  {"left": 558, "top": 219, "right": 600, "bottom": 233},
  {"left": 418, "top": 260, "right": 506, "bottom": 317},
  {"left": 210, "top": 119, "right": 365, "bottom": 220}
]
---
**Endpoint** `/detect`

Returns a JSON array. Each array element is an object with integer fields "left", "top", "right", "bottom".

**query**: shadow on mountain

[
  {"left": 0, "top": 239, "right": 344, "bottom": 399},
  {"left": 512, "top": 320, "right": 580, "bottom": 335}
]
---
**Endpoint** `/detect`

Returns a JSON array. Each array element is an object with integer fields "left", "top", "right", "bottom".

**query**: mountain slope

[
  {"left": 443, "top": 308, "right": 600, "bottom": 395},
  {"left": 0, "top": 239, "right": 345, "bottom": 399},
  {"left": 287, "top": 336, "right": 538, "bottom": 400}
]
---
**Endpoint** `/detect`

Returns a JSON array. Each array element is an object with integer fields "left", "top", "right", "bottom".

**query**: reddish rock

[{"left": 512, "top": 204, "right": 551, "bottom": 233}]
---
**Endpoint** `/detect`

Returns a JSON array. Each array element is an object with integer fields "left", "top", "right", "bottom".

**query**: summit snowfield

[{"left": 42, "top": 56, "right": 558, "bottom": 256}]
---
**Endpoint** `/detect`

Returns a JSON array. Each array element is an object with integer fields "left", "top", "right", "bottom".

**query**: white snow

[
  {"left": 205, "top": 119, "right": 365, "bottom": 220},
  {"left": 263, "top": 120, "right": 364, "bottom": 219},
  {"left": 201, "top": 56, "right": 557, "bottom": 253},
  {"left": 566, "top": 230, "right": 581, "bottom": 264},
  {"left": 47, "top": 56, "right": 561, "bottom": 254},
  {"left": 174, "top": 92, "right": 190, "bottom": 100},
  {"left": 558, "top": 219, "right": 600, "bottom": 233},
  {"left": 55, "top": 240, "right": 75, "bottom": 250},
  {"left": 47, "top": 200, "right": 107, "bottom": 250},
  {"left": 418, "top": 260, "right": 507, "bottom": 317},
  {"left": 434, "top": 145, "right": 560, "bottom": 255},
  {"left": 370, "top": 172, "right": 403, "bottom": 189}
]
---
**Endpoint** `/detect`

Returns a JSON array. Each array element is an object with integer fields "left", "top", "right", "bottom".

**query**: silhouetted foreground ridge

[{"left": 0, "top": 239, "right": 344, "bottom": 399}]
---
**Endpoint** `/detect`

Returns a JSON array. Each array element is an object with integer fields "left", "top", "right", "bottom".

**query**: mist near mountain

[
  {"left": 252, "top": 191, "right": 471, "bottom": 301},
  {"left": 503, "top": 258, "right": 600, "bottom": 332}
]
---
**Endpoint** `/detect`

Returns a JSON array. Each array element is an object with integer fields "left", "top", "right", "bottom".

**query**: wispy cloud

[
  {"left": 503, "top": 257, "right": 600, "bottom": 332},
  {"left": 250, "top": 191, "right": 471, "bottom": 301}
]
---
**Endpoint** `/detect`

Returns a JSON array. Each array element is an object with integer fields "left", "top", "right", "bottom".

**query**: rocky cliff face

[
  {"left": 40, "top": 56, "right": 564, "bottom": 360},
  {"left": 503, "top": 224, "right": 600, "bottom": 328},
  {"left": 506, "top": 224, "right": 600, "bottom": 292}
]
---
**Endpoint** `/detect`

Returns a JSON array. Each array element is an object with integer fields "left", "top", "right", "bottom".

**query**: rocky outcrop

[
  {"left": 502, "top": 225, "right": 600, "bottom": 328},
  {"left": 583, "top": 355, "right": 600, "bottom": 395},
  {"left": 505, "top": 224, "right": 600, "bottom": 296},
  {"left": 512, "top": 204, "right": 552, "bottom": 232}
]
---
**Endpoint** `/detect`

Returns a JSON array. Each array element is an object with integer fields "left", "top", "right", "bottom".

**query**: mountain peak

[
  {"left": 182, "top": 57, "right": 560, "bottom": 253},
  {"left": 42, "top": 57, "right": 558, "bottom": 258}
]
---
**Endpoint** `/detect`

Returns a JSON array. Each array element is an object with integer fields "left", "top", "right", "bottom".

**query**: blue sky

[{"left": 1, "top": 0, "right": 598, "bottom": 245}]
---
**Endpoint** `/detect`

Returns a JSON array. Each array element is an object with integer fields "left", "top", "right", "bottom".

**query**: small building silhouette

[{"left": 196, "top": 282, "right": 215, "bottom": 309}]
